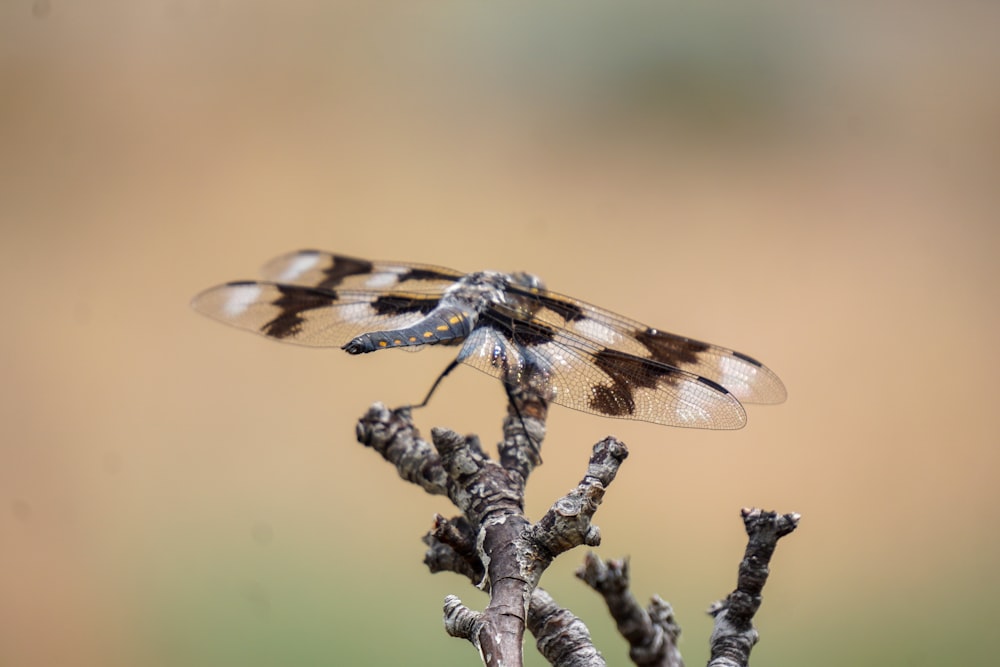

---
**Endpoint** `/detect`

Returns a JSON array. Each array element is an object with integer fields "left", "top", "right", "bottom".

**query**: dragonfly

[{"left": 192, "top": 250, "right": 785, "bottom": 429}]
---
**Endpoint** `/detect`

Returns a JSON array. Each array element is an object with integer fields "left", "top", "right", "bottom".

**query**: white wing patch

[
  {"left": 673, "top": 380, "right": 730, "bottom": 427},
  {"left": 716, "top": 354, "right": 755, "bottom": 400},
  {"left": 570, "top": 318, "right": 623, "bottom": 346},
  {"left": 715, "top": 353, "right": 786, "bottom": 404},
  {"left": 220, "top": 283, "right": 263, "bottom": 317},
  {"left": 339, "top": 302, "right": 379, "bottom": 322},
  {"left": 272, "top": 252, "right": 320, "bottom": 282},
  {"left": 365, "top": 271, "right": 403, "bottom": 289}
]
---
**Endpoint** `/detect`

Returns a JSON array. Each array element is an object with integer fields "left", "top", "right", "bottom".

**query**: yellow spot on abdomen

[
  {"left": 378, "top": 340, "right": 388, "bottom": 347},
  {"left": 422, "top": 331, "right": 434, "bottom": 338},
  {"left": 436, "top": 324, "right": 449, "bottom": 332}
]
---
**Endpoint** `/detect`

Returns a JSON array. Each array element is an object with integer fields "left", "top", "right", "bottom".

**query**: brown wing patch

[
  {"left": 590, "top": 349, "right": 681, "bottom": 417},
  {"left": 260, "top": 284, "right": 338, "bottom": 339},
  {"left": 371, "top": 294, "right": 441, "bottom": 317},
  {"left": 314, "top": 254, "right": 374, "bottom": 290},
  {"left": 634, "top": 328, "right": 709, "bottom": 367}
]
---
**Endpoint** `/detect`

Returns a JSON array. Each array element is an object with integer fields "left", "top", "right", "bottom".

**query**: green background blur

[{"left": 2, "top": 2, "right": 998, "bottom": 665}]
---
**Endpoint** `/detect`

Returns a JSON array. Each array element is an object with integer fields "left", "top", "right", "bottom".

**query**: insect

[{"left": 192, "top": 250, "right": 785, "bottom": 429}]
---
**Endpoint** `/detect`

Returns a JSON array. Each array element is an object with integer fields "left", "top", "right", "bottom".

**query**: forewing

[
  {"left": 505, "top": 286, "right": 786, "bottom": 405},
  {"left": 456, "top": 316, "right": 747, "bottom": 429},
  {"left": 191, "top": 282, "right": 441, "bottom": 347},
  {"left": 259, "top": 250, "right": 464, "bottom": 294}
]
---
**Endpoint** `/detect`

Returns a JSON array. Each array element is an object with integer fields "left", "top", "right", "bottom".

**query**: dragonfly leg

[{"left": 413, "top": 357, "right": 461, "bottom": 409}]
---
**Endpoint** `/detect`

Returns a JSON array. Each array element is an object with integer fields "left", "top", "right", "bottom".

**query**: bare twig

[
  {"left": 355, "top": 404, "right": 447, "bottom": 495},
  {"left": 706, "top": 508, "right": 800, "bottom": 667},
  {"left": 577, "top": 554, "right": 683, "bottom": 667},
  {"left": 424, "top": 514, "right": 484, "bottom": 583},
  {"left": 529, "top": 588, "right": 607, "bottom": 667}
]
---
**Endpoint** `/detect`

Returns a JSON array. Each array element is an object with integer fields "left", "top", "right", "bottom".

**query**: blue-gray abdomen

[{"left": 341, "top": 308, "right": 475, "bottom": 354}]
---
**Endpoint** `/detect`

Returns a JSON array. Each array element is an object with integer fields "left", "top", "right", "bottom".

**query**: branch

[
  {"left": 355, "top": 404, "right": 447, "bottom": 495},
  {"left": 431, "top": 430, "right": 628, "bottom": 666},
  {"left": 706, "top": 508, "right": 800, "bottom": 667},
  {"left": 577, "top": 554, "right": 683, "bottom": 667},
  {"left": 356, "top": 400, "right": 626, "bottom": 667},
  {"left": 424, "top": 514, "right": 485, "bottom": 583},
  {"left": 528, "top": 587, "right": 607, "bottom": 667},
  {"left": 425, "top": 519, "right": 606, "bottom": 667},
  {"left": 430, "top": 425, "right": 530, "bottom": 665},
  {"left": 355, "top": 404, "right": 798, "bottom": 667}
]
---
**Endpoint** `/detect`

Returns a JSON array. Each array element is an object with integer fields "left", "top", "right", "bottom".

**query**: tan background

[{"left": 2, "top": 2, "right": 998, "bottom": 666}]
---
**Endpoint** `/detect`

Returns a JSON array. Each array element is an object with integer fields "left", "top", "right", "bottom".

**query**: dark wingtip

[
  {"left": 731, "top": 350, "right": 763, "bottom": 367},
  {"left": 696, "top": 375, "right": 731, "bottom": 395}
]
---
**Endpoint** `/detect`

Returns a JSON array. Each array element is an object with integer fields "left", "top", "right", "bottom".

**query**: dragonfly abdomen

[{"left": 341, "top": 308, "right": 475, "bottom": 354}]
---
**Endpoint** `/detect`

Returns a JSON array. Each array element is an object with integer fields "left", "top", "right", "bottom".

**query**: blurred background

[{"left": 2, "top": 1, "right": 998, "bottom": 665}]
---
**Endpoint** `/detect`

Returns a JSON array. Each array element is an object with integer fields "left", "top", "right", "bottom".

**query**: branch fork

[{"left": 354, "top": 399, "right": 798, "bottom": 667}]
